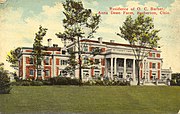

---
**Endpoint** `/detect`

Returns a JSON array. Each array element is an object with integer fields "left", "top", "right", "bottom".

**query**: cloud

[
  {"left": 94, "top": 0, "right": 180, "bottom": 72},
  {"left": 0, "top": 2, "right": 64, "bottom": 71},
  {"left": 0, "top": 0, "right": 6, "bottom": 4}
]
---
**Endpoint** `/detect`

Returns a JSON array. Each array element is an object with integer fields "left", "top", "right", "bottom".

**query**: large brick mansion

[{"left": 18, "top": 38, "right": 172, "bottom": 83}]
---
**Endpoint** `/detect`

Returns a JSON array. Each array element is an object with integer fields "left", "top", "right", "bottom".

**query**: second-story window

[
  {"left": 30, "top": 58, "right": 34, "bottom": 64},
  {"left": 94, "top": 59, "right": 100, "bottom": 64},
  {"left": 83, "top": 45, "right": 88, "bottom": 52},
  {"left": 60, "top": 60, "right": 67, "bottom": 65},
  {"left": 152, "top": 53, "right": 156, "bottom": 57},
  {"left": 45, "top": 57, "right": 49, "bottom": 65},
  {"left": 152, "top": 63, "right": 156, "bottom": 69}
]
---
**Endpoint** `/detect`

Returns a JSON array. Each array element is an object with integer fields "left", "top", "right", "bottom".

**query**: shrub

[
  {"left": 0, "top": 68, "right": 12, "bottom": 94},
  {"left": 20, "top": 81, "right": 31, "bottom": 86},
  {"left": 83, "top": 80, "right": 129, "bottom": 86},
  {"left": 31, "top": 81, "right": 43, "bottom": 86},
  {"left": 42, "top": 80, "right": 52, "bottom": 85},
  {"left": 49, "top": 77, "right": 79, "bottom": 85}
]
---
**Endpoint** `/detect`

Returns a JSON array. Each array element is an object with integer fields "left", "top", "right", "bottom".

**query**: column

[
  {"left": 110, "top": 57, "right": 113, "bottom": 79},
  {"left": 123, "top": 58, "right": 126, "bottom": 79},
  {"left": 133, "top": 59, "right": 136, "bottom": 81},
  {"left": 114, "top": 58, "right": 117, "bottom": 75}
]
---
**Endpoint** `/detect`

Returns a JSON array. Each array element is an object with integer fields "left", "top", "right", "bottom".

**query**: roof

[
  {"left": 80, "top": 39, "right": 157, "bottom": 50},
  {"left": 21, "top": 46, "right": 61, "bottom": 51}
]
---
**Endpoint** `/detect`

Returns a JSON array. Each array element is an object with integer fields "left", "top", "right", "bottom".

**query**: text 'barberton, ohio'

[{"left": 98, "top": 7, "right": 170, "bottom": 15}]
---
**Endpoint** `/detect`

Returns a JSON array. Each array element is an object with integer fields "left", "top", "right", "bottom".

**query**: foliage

[
  {"left": 0, "top": 64, "right": 12, "bottom": 94},
  {"left": 117, "top": 14, "right": 160, "bottom": 85},
  {"left": 6, "top": 47, "right": 21, "bottom": 68},
  {"left": 83, "top": 80, "right": 129, "bottom": 86},
  {"left": 49, "top": 77, "right": 79, "bottom": 85},
  {"left": 56, "top": 0, "right": 101, "bottom": 83},
  {"left": 31, "top": 81, "right": 43, "bottom": 86},
  {"left": 32, "top": 25, "right": 48, "bottom": 80}
]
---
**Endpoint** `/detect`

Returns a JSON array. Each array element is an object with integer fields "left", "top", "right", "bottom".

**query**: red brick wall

[
  {"left": 56, "top": 52, "right": 61, "bottom": 54},
  {"left": 56, "top": 58, "right": 59, "bottom": 65},
  {"left": 101, "top": 48, "right": 106, "bottom": 52},
  {"left": 26, "top": 57, "right": 30, "bottom": 64},
  {"left": 56, "top": 67, "right": 59, "bottom": 76},
  {"left": 158, "top": 62, "right": 161, "bottom": 69},
  {"left": 19, "top": 58, "right": 23, "bottom": 77},
  {"left": 158, "top": 70, "right": 160, "bottom": 79},
  {"left": 50, "top": 58, "right": 52, "bottom": 65},
  {"left": 101, "top": 58, "right": 105, "bottom": 66},
  {"left": 140, "top": 70, "right": 142, "bottom": 78},
  {"left": 157, "top": 53, "right": 160, "bottom": 58},
  {"left": 149, "top": 62, "right": 152, "bottom": 68},
  {"left": 89, "top": 47, "right": 93, "bottom": 51},
  {"left": 91, "top": 68, "right": 94, "bottom": 77},
  {"left": 149, "top": 70, "right": 152, "bottom": 79},
  {"left": 26, "top": 66, "right": 35, "bottom": 79},
  {"left": 149, "top": 52, "right": 152, "bottom": 57},
  {"left": 102, "top": 67, "right": 105, "bottom": 77},
  {"left": 44, "top": 66, "right": 51, "bottom": 79},
  {"left": 25, "top": 50, "right": 32, "bottom": 52}
]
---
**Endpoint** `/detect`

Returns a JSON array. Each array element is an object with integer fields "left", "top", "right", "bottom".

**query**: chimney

[
  {"left": 47, "top": 38, "right": 52, "bottom": 47},
  {"left": 98, "top": 37, "right": 103, "bottom": 44},
  {"left": 110, "top": 40, "right": 115, "bottom": 43}
]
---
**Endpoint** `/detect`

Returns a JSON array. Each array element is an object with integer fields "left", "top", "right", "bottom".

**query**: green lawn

[{"left": 0, "top": 86, "right": 180, "bottom": 114}]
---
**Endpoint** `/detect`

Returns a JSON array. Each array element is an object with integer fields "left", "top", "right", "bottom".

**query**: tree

[
  {"left": 32, "top": 25, "right": 48, "bottom": 80},
  {"left": 117, "top": 14, "right": 160, "bottom": 85},
  {"left": 6, "top": 47, "right": 21, "bottom": 69},
  {"left": 0, "top": 63, "right": 12, "bottom": 94},
  {"left": 56, "top": 0, "right": 101, "bottom": 85}
]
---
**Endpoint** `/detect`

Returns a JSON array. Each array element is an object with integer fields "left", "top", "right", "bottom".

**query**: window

[
  {"left": 30, "top": 69, "right": 34, "bottom": 76},
  {"left": 60, "top": 60, "right": 67, "bottom": 65},
  {"left": 118, "top": 60, "right": 124, "bottom": 67},
  {"left": 45, "top": 57, "right": 49, "bottom": 65},
  {"left": 83, "top": 58, "right": 88, "bottom": 64},
  {"left": 83, "top": 70, "right": 89, "bottom": 78},
  {"left": 37, "top": 59, "right": 41, "bottom": 65},
  {"left": 152, "top": 53, "right": 156, "bottom": 57},
  {"left": 45, "top": 70, "right": 50, "bottom": 76},
  {"left": 37, "top": 70, "right": 41, "bottom": 77},
  {"left": 83, "top": 45, "right": 88, "bottom": 52},
  {"left": 30, "top": 58, "right": 34, "bottom": 64},
  {"left": 94, "top": 71, "right": 100, "bottom": 77},
  {"left": 152, "top": 73, "right": 156, "bottom": 80},
  {"left": 118, "top": 72, "right": 123, "bottom": 78},
  {"left": 127, "top": 60, "right": 132, "bottom": 68},
  {"left": 152, "top": 63, "right": 156, "bottom": 69},
  {"left": 94, "top": 59, "right": 100, "bottom": 64},
  {"left": 62, "top": 50, "right": 66, "bottom": 54}
]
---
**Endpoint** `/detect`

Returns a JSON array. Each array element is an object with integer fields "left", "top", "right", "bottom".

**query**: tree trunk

[
  {"left": 77, "top": 36, "right": 82, "bottom": 86},
  {"left": 136, "top": 60, "right": 141, "bottom": 85}
]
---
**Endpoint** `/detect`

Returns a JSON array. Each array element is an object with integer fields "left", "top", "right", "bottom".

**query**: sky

[{"left": 0, "top": 0, "right": 180, "bottom": 73}]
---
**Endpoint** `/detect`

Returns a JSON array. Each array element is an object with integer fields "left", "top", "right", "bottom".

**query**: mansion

[{"left": 18, "top": 38, "right": 172, "bottom": 84}]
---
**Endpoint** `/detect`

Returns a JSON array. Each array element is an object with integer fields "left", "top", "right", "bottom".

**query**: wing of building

[{"left": 18, "top": 38, "right": 172, "bottom": 84}]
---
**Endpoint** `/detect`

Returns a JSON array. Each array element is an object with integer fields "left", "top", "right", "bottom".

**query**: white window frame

[{"left": 29, "top": 69, "right": 34, "bottom": 76}]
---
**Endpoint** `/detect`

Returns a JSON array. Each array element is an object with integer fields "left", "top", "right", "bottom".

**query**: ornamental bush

[{"left": 0, "top": 68, "right": 12, "bottom": 94}]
